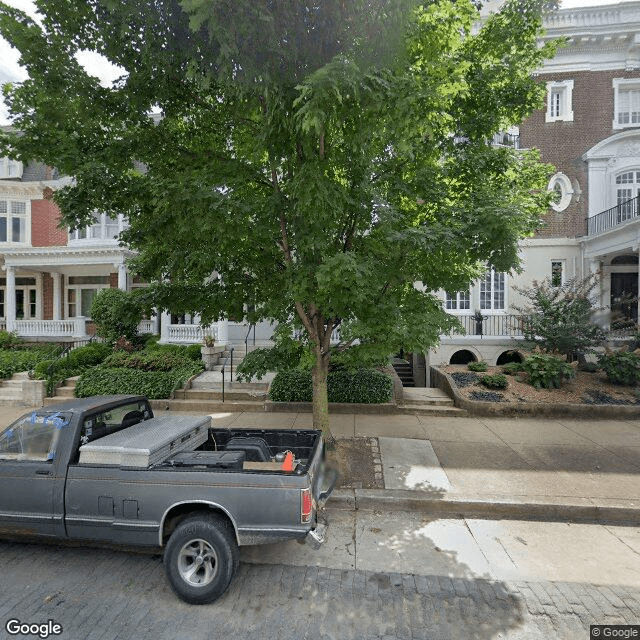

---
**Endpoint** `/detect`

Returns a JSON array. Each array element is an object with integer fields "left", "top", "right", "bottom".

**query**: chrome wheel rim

[{"left": 177, "top": 538, "right": 219, "bottom": 587}]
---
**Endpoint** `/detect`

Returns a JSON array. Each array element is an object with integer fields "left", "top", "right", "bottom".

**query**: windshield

[{"left": 0, "top": 410, "right": 72, "bottom": 462}]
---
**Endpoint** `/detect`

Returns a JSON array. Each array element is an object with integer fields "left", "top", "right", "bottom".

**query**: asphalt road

[{"left": 0, "top": 535, "right": 638, "bottom": 640}]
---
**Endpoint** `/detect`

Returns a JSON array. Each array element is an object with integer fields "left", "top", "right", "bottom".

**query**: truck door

[{"left": 0, "top": 410, "right": 68, "bottom": 537}]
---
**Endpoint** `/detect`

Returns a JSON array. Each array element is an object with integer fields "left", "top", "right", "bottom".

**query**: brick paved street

[{"left": 0, "top": 539, "right": 638, "bottom": 640}]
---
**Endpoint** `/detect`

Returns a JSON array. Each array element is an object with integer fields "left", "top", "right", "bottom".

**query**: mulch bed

[{"left": 443, "top": 364, "right": 640, "bottom": 405}]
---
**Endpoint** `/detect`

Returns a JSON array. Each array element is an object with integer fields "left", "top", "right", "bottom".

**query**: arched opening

[
  {"left": 449, "top": 349, "right": 476, "bottom": 365},
  {"left": 611, "top": 254, "right": 639, "bottom": 265},
  {"left": 496, "top": 350, "right": 523, "bottom": 365}
]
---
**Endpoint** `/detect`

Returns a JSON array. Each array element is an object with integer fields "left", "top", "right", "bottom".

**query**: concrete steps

[
  {"left": 44, "top": 376, "right": 79, "bottom": 405},
  {"left": 0, "top": 372, "right": 30, "bottom": 405},
  {"left": 392, "top": 358, "right": 415, "bottom": 388},
  {"left": 397, "top": 387, "right": 467, "bottom": 416}
]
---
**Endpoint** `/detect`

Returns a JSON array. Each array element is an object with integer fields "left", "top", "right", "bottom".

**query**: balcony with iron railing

[
  {"left": 452, "top": 314, "right": 524, "bottom": 338},
  {"left": 586, "top": 195, "right": 640, "bottom": 236}
]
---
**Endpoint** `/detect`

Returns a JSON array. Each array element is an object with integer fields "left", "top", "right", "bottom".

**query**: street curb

[{"left": 329, "top": 489, "right": 640, "bottom": 525}]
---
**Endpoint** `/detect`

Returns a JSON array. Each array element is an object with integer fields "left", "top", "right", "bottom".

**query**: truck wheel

[{"left": 164, "top": 514, "right": 239, "bottom": 605}]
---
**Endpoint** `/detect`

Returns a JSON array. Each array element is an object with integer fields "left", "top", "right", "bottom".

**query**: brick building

[{"left": 424, "top": 1, "right": 640, "bottom": 381}]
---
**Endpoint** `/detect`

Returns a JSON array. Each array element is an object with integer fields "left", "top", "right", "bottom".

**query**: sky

[{"left": 0, "top": 0, "right": 637, "bottom": 123}]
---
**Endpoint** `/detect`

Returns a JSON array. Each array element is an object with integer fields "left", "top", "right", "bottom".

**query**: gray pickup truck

[{"left": 0, "top": 395, "right": 335, "bottom": 604}]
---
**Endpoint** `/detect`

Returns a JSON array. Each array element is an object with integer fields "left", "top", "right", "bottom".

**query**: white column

[
  {"left": 117, "top": 262, "right": 128, "bottom": 291},
  {"left": 217, "top": 318, "right": 229, "bottom": 345},
  {"left": 73, "top": 316, "right": 86, "bottom": 339},
  {"left": 160, "top": 310, "right": 171, "bottom": 344},
  {"left": 6, "top": 266, "right": 15, "bottom": 332},
  {"left": 52, "top": 273, "right": 62, "bottom": 321},
  {"left": 34, "top": 273, "right": 43, "bottom": 320}
]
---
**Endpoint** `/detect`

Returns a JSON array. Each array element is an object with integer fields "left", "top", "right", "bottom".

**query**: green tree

[
  {"left": 0, "top": 0, "right": 557, "bottom": 435},
  {"left": 90, "top": 288, "right": 145, "bottom": 344},
  {"left": 513, "top": 275, "right": 607, "bottom": 361}
]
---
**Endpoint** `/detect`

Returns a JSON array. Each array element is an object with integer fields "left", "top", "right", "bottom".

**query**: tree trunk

[{"left": 311, "top": 348, "right": 333, "bottom": 443}]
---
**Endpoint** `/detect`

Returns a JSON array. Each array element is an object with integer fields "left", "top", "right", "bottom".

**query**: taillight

[{"left": 301, "top": 488, "right": 313, "bottom": 523}]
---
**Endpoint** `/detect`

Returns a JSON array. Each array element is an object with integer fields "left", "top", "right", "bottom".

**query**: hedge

[
  {"left": 269, "top": 369, "right": 393, "bottom": 404},
  {"left": 75, "top": 363, "right": 203, "bottom": 399},
  {"left": 102, "top": 350, "right": 204, "bottom": 371}
]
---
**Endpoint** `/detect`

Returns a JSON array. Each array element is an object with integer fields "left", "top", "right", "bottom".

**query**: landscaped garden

[{"left": 443, "top": 348, "right": 640, "bottom": 406}]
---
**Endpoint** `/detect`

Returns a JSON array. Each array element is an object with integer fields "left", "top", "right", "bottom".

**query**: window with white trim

[
  {"left": 69, "top": 212, "right": 122, "bottom": 242},
  {"left": 0, "top": 157, "right": 23, "bottom": 179},
  {"left": 445, "top": 290, "right": 471, "bottom": 311},
  {"left": 613, "top": 78, "right": 640, "bottom": 129},
  {"left": 67, "top": 276, "right": 110, "bottom": 317},
  {"left": 480, "top": 268, "right": 506, "bottom": 311},
  {"left": 0, "top": 200, "right": 28, "bottom": 243},
  {"left": 548, "top": 173, "right": 573, "bottom": 212},
  {"left": 545, "top": 80, "right": 574, "bottom": 123},
  {"left": 615, "top": 170, "right": 640, "bottom": 222}
]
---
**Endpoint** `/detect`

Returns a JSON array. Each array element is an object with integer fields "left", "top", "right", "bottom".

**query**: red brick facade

[
  {"left": 30, "top": 199, "right": 68, "bottom": 247},
  {"left": 520, "top": 69, "right": 640, "bottom": 239}
]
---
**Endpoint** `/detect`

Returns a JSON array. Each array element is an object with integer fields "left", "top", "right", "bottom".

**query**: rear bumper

[{"left": 304, "top": 511, "right": 328, "bottom": 550}]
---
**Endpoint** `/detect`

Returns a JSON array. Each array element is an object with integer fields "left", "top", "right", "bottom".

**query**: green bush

[
  {"left": 75, "top": 363, "right": 202, "bottom": 399},
  {"left": 102, "top": 350, "right": 205, "bottom": 372},
  {"left": 90, "top": 288, "right": 145, "bottom": 343},
  {"left": 501, "top": 362, "right": 523, "bottom": 375},
  {"left": 481, "top": 374, "right": 508, "bottom": 390},
  {"left": 186, "top": 344, "right": 203, "bottom": 361},
  {"left": 66, "top": 342, "right": 112, "bottom": 368},
  {"left": 268, "top": 370, "right": 313, "bottom": 402},
  {"left": 598, "top": 350, "right": 640, "bottom": 386},
  {"left": 579, "top": 362, "right": 599, "bottom": 373},
  {"left": 467, "top": 361, "right": 488, "bottom": 372},
  {"left": 268, "top": 369, "right": 393, "bottom": 404},
  {"left": 521, "top": 353, "right": 575, "bottom": 389},
  {"left": 0, "top": 330, "right": 23, "bottom": 349}
]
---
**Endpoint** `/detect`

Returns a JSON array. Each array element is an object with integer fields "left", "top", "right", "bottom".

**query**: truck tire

[{"left": 163, "top": 513, "right": 239, "bottom": 605}]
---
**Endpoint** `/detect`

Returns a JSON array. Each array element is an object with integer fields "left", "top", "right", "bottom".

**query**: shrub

[
  {"left": 268, "top": 370, "right": 313, "bottom": 402},
  {"left": 186, "top": 344, "right": 203, "bottom": 361},
  {"left": 102, "top": 350, "right": 204, "bottom": 372},
  {"left": 467, "top": 361, "right": 487, "bottom": 372},
  {"left": 501, "top": 362, "right": 523, "bottom": 375},
  {"left": 598, "top": 350, "right": 640, "bottom": 386},
  {"left": 75, "top": 363, "right": 202, "bottom": 399},
  {"left": 268, "top": 369, "right": 393, "bottom": 404},
  {"left": 579, "top": 362, "right": 599, "bottom": 373},
  {"left": 0, "top": 330, "right": 22, "bottom": 349},
  {"left": 521, "top": 353, "right": 575, "bottom": 389},
  {"left": 481, "top": 374, "right": 508, "bottom": 390},
  {"left": 328, "top": 369, "right": 393, "bottom": 404},
  {"left": 66, "top": 342, "right": 112, "bottom": 368},
  {"left": 0, "top": 344, "right": 61, "bottom": 381},
  {"left": 513, "top": 274, "right": 606, "bottom": 361},
  {"left": 90, "top": 288, "right": 145, "bottom": 344}
]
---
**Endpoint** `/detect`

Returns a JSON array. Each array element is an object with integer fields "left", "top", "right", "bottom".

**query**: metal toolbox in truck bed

[{"left": 78, "top": 414, "right": 210, "bottom": 467}]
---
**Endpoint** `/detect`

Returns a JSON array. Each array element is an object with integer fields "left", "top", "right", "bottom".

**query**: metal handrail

[
  {"left": 221, "top": 346, "right": 234, "bottom": 402},
  {"left": 586, "top": 194, "right": 640, "bottom": 235},
  {"left": 244, "top": 323, "right": 255, "bottom": 359}
]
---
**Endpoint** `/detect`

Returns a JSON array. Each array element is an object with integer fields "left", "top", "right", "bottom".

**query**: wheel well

[{"left": 161, "top": 504, "right": 237, "bottom": 546}]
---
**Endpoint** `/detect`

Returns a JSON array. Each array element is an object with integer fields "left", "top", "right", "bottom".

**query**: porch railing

[
  {"left": 137, "top": 319, "right": 155, "bottom": 334},
  {"left": 14, "top": 318, "right": 86, "bottom": 338},
  {"left": 166, "top": 324, "right": 207, "bottom": 344},
  {"left": 587, "top": 195, "right": 640, "bottom": 235},
  {"left": 453, "top": 314, "right": 524, "bottom": 338}
]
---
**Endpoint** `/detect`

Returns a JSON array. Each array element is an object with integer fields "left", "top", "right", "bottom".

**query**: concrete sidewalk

[
  {"left": 204, "top": 409, "right": 640, "bottom": 524},
  {"left": 3, "top": 404, "right": 640, "bottom": 524}
]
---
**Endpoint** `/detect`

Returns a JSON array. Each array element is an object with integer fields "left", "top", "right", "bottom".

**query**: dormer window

[{"left": 0, "top": 157, "right": 23, "bottom": 180}]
